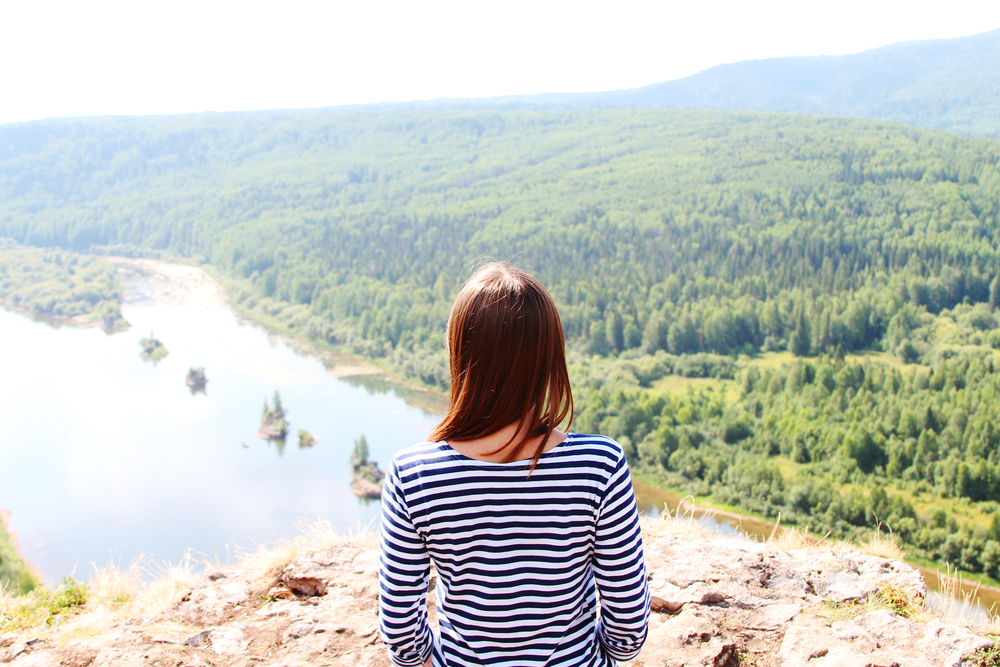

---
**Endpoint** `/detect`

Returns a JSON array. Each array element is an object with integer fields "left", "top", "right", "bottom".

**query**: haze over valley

[{"left": 4, "top": 22, "right": 1000, "bottom": 619}]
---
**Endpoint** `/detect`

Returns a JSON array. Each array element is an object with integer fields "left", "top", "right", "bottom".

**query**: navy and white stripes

[{"left": 379, "top": 433, "right": 650, "bottom": 667}]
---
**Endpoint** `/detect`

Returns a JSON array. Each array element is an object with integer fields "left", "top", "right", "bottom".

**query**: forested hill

[
  {"left": 3, "top": 107, "right": 1000, "bottom": 372},
  {"left": 468, "top": 29, "right": 1000, "bottom": 139},
  {"left": 7, "top": 107, "right": 1000, "bottom": 578}
]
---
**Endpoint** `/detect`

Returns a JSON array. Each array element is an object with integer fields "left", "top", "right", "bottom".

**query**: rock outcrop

[
  {"left": 640, "top": 533, "right": 992, "bottom": 667},
  {"left": 1, "top": 532, "right": 994, "bottom": 667}
]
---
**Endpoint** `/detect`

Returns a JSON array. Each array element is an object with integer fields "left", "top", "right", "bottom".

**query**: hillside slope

[
  {"left": 586, "top": 29, "right": 1000, "bottom": 139},
  {"left": 2, "top": 107, "right": 999, "bottom": 366},
  {"left": 468, "top": 30, "right": 1000, "bottom": 139}
]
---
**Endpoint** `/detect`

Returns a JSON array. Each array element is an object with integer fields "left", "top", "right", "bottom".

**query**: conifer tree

[
  {"left": 789, "top": 309, "right": 811, "bottom": 357},
  {"left": 351, "top": 435, "right": 370, "bottom": 467}
]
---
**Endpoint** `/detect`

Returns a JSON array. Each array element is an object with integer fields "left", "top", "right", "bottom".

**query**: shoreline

[
  {"left": 111, "top": 256, "right": 449, "bottom": 416},
  {"left": 0, "top": 299, "right": 105, "bottom": 330}
]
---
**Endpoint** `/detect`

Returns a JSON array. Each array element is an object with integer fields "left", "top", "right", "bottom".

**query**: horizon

[{"left": 3, "top": 0, "right": 999, "bottom": 126}]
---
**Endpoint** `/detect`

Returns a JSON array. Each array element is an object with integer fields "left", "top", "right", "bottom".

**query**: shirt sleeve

[
  {"left": 379, "top": 458, "right": 434, "bottom": 667},
  {"left": 592, "top": 447, "right": 651, "bottom": 662}
]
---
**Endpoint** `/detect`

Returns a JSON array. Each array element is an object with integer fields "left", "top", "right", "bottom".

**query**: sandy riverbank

[{"left": 108, "top": 257, "right": 398, "bottom": 382}]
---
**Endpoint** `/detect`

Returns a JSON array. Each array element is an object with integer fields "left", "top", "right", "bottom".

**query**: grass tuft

[
  {"left": 808, "top": 583, "right": 926, "bottom": 624},
  {"left": 875, "top": 583, "right": 922, "bottom": 618},
  {"left": 767, "top": 521, "right": 830, "bottom": 552},
  {"left": 128, "top": 552, "right": 201, "bottom": 618},
  {"left": 934, "top": 564, "right": 985, "bottom": 627},
  {"left": 640, "top": 498, "right": 718, "bottom": 538},
  {"left": 965, "top": 641, "right": 1000, "bottom": 667},
  {"left": 346, "top": 520, "right": 380, "bottom": 550},
  {"left": 855, "top": 520, "right": 905, "bottom": 561}
]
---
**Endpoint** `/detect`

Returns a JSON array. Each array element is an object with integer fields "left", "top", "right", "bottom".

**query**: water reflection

[
  {"left": 340, "top": 374, "right": 447, "bottom": 417},
  {"left": 633, "top": 479, "right": 775, "bottom": 539},
  {"left": 0, "top": 282, "right": 438, "bottom": 584},
  {"left": 267, "top": 438, "right": 288, "bottom": 457}
]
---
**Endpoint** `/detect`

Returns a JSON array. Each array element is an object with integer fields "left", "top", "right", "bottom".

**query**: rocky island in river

[
  {"left": 138, "top": 332, "right": 168, "bottom": 363},
  {"left": 185, "top": 367, "right": 207, "bottom": 388},
  {"left": 257, "top": 391, "right": 289, "bottom": 440},
  {"left": 349, "top": 435, "right": 385, "bottom": 498}
]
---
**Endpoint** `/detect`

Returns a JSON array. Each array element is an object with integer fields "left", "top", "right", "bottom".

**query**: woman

[{"left": 379, "top": 262, "right": 650, "bottom": 667}]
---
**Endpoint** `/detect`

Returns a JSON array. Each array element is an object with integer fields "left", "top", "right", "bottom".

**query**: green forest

[
  {"left": 0, "top": 246, "right": 126, "bottom": 328},
  {"left": 4, "top": 106, "right": 1000, "bottom": 580}
]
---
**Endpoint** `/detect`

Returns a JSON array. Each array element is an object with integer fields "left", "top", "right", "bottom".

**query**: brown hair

[{"left": 428, "top": 262, "right": 573, "bottom": 470}]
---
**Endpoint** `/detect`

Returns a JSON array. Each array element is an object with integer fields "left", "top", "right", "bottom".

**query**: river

[
  {"left": 0, "top": 259, "right": 991, "bottom": 623},
  {"left": 0, "top": 259, "right": 445, "bottom": 583}
]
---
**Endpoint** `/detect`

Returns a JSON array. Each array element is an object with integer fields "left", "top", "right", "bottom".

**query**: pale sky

[{"left": 2, "top": 0, "right": 999, "bottom": 125}]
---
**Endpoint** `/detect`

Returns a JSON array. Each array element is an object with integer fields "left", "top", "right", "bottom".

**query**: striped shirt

[{"left": 379, "top": 433, "right": 650, "bottom": 667}]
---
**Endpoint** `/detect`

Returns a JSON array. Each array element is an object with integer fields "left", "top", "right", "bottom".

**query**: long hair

[{"left": 428, "top": 262, "right": 573, "bottom": 470}]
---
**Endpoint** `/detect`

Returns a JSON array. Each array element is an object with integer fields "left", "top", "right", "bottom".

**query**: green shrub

[{"left": 0, "top": 577, "right": 88, "bottom": 633}]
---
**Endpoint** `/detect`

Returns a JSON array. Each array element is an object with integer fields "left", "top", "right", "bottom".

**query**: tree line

[{"left": 5, "top": 106, "right": 1000, "bottom": 578}]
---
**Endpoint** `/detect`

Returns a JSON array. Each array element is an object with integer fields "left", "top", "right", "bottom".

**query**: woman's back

[
  {"left": 379, "top": 433, "right": 649, "bottom": 667},
  {"left": 378, "top": 262, "right": 649, "bottom": 666}
]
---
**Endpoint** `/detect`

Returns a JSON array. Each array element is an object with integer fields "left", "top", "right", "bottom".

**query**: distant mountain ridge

[{"left": 416, "top": 29, "right": 1000, "bottom": 139}]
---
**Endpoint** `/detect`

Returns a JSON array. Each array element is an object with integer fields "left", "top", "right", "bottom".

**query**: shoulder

[
  {"left": 551, "top": 433, "right": 628, "bottom": 473},
  {"left": 560, "top": 432, "right": 626, "bottom": 459},
  {"left": 389, "top": 441, "right": 452, "bottom": 474}
]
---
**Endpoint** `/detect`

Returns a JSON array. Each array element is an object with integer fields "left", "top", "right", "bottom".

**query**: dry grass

[
  {"left": 139, "top": 554, "right": 203, "bottom": 616},
  {"left": 1, "top": 520, "right": 376, "bottom": 642},
  {"left": 769, "top": 527, "right": 822, "bottom": 551},
  {"left": 935, "top": 564, "right": 988, "bottom": 627},
  {"left": 346, "top": 520, "right": 380, "bottom": 550},
  {"left": 983, "top": 606, "right": 1000, "bottom": 636},
  {"left": 765, "top": 517, "right": 904, "bottom": 559},
  {"left": 219, "top": 518, "right": 369, "bottom": 594},
  {"left": 641, "top": 498, "right": 718, "bottom": 538},
  {"left": 764, "top": 513, "right": 830, "bottom": 552},
  {"left": 35, "top": 552, "right": 203, "bottom": 642},
  {"left": 855, "top": 521, "right": 906, "bottom": 561}
]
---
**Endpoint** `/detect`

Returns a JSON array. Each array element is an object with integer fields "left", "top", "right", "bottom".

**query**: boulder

[{"left": 1, "top": 533, "right": 993, "bottom": 667}]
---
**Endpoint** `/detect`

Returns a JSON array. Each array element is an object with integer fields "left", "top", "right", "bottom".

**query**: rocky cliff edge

[{"left": 1, "top": 519, "right": 996, "bottom": 667}]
